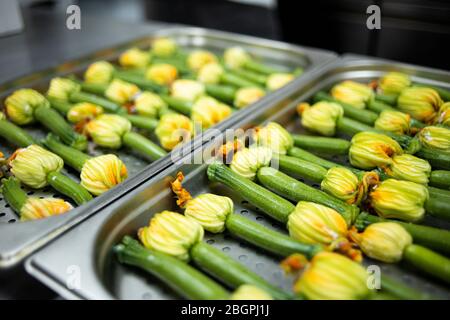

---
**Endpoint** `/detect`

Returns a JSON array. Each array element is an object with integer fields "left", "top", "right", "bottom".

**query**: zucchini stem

[
  {"left": 226, "top": 213, "right": 322, "bottom": 259},
  {"left": 424, "top": 197, "right": 450, "bottom": 221},
  {"left": 416, "top": 147, "right": 450, "bottom": 171},
  {"left": 244, "top": 60, "right": 284, "bottom": 75},
  {"left": 374, "top": 93, "right": 398, "bottom": 106},
  {"left": 292, "top": 134, "right": 351, "bottom": 155},
  {"left": 34, "top": 105, "right": 87, "bottom": 151},
  {"left": 46, "top": 171, "right": 92, "bottom": 205},
  {"left": 115, "top": 236, "right": 230, "bottom": 300},
  {"left": 205, "top": 84, "right": 237, "bottom": 104},
  {"left": 190, "top": 241, "right": 290, "bottom": 299},
  {"left": 0, "top": 177, "right": 27, "bottom": 214},
  {"left": 80, "top": 82, "right": 107, "bottom": 96},
  {"left": 288, "top": 147, "right": 353, "bottom": 172},
  {"left": 122, "top": 131, "right": 167, "bottom": 161},
  {"left": 113, "top": 71, "right": 168, "bottom": 94},
  {"left": 367, "top": 98, "right": 395, "bottom": 113},
  {"left": 160, "top": 95, "right": 193, "bottom": 115},
  {"left": 403, "top": 244, "right": 450, "bottom": 284},
  {"left": 0, "top": 119, "right": 36, "bottom": 147},
  {"left": 47, "top": 97, "right": 72, "bottom": 114},
  {"left": 277, "top": 154, "right": 327, "bottom": 183},
  {"left": 256, "top": 167, "right": 358, "bottom": 225},
  {"left": 43, "top": 134, "right": 90, "bottom": 172},
  {"left": 207, "top": 163, "right": 294, "bottom": 223},
  {"left": 221, "top": 72, "right": 263, "bottom": 89},
  {"left": 123, "top": 115, "right": 159, "bottom": 132},
  {"left": 228, "top": 68, "right": 267, "bottom": 86}
]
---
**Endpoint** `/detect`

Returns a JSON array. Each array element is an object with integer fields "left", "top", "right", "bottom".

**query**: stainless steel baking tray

[
  {"left": 0, "top": 26, "right": 336, "bottom": 269},
  {"left": 26, "top": 57, "right": 450, "bottom": 299}
]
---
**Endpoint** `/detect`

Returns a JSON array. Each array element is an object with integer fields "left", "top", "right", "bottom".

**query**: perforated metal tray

[
  {"left": 0, "top": 26, "right": 336, "bottom": 269},
  {"left": 26, "top": 57, "right": 450, "bottom": 299}
]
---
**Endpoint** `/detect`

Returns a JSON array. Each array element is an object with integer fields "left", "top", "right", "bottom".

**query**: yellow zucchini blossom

[
  {"left": 437, "top": 102, "right": 450, "bottom": 126},
  {"left": 170, "top": 171, "right": 233, "bottom": 233},
  {"left": 298, "top": 101, "right": 343, "bottom": 136},
  {"left": 119, "top": 47, "right": 150, "bottom": 69},
  {"left": 155, "top": 113, "right": 194, "bottom": 150},
  {"left": 80, "top": 154, "right": 128, "bottom": 195},
  {"left": 145, "top": 63, "right": 178, "bottom": 85},
  {"left": 191, "top": 96, "right": 232, "bottom": 129},
  {"left": 197, "top": 62, "right": 224, "bottom": 84},
  {"left": 67, "top": 102, "right": 104, "bottom": 123},
  {"left": 171, "top": 79, "right": 205, "bottom": 102},
  {"left": 230, "top": 146, "right": 272, "bottom": 180},
  {"left": 224, "top": 47, "right": 251, "bottom": 69},
  {"left": 386, "top": 154, "right": 431, "bottom": 185},
  {"left": 253, "top": 121, "right": 294, "bottom": 155},
  {"left": 20, "top": 197, "right": 72, "bottom": 221},
  {"left": 369, "top": 179, "right": 428, "bottom": 222},
  {"left": 134, "top": 91, "right": 167, "bottom": 118},
  {"left": 138, "top": 210, "right": 204, "bottom": 262},
  {"left": 321, "top": 167, "right": 379, "bottom": 205},
  {"left": 379, "top": 72, "right": 411, "bottom": 95},
  {"left": 349, "top": 222, "right": 412, "bottom": 263},
  {"left": 374, "top": 110, "right": 411, "bottom": 135},
  {"left": 84, "top": 61, "right": 115, "bottom": 84},
  {"left": 321, "top": 167, "right": 359, "bottom": 204},
  {"left": 397, "top": 87, "right": 443, "bottom": 123},
  {"left": 152, "top": 37, "right": 177, "bottom": 57},
  {"left": 418, "top": 126, "right": 450, "bottom": 151},
  {"left": 266, "top": 73, "right": 294, "bottom": 91},
  {"left": 331, "top": 80, "right": 374, "bottom": 109},
  {"left": 294, "top": 252, "right": 369, "bottom": 300},
  {"left": 9, "top": 145, "right": 63, "bottom": 189},
  {"left": 187, "top": 50, "right": 218, "bottom": 72},
  {"left": 84, "top": 114, "right": 131, "bottom": 149},
  {"left": 5, "top": 89, "right": 50, "bottom": 125},
  {"left": 287, "top": 201, "right": 360, "bottom": 261},
  {"left": 104, "top": 79, "right": 140, "bottom": 104},
  {"left": 184, "top": 193, "right": 234, "bottom": 233},
  {"left": 349, "top": 132, "right": 403, "bottom": 170},
  {"left": 47, "top": 77, "right": 81, "bottom": 101},
  {"left": 234, "top": 87, "right": 265, "bottom": 109},
  {"left": 230, "top": 285, "right": 273, "bottom": 300}
]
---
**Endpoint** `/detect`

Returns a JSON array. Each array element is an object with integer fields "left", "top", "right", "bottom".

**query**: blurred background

[{"left": 1, "top": 0, "right": 449, "bottom": 83}]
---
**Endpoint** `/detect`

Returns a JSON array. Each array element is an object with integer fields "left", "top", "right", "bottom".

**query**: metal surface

[
  {"left": 154, "top": 27, "right": 335, "bottom": 70},
  {"left": 26, "top": 57, "right": 450, "bottom": 299},
  {"left": 0, "top": 26, "right": 336, "bottom": 269}
]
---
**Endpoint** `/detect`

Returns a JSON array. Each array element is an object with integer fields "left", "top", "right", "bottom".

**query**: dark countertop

[
  {"left": 0, "top": 7, "right": 167, "bottom": 84},
  {"left": 0, "top": 7, "right": 168, "bottom": 300}
]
